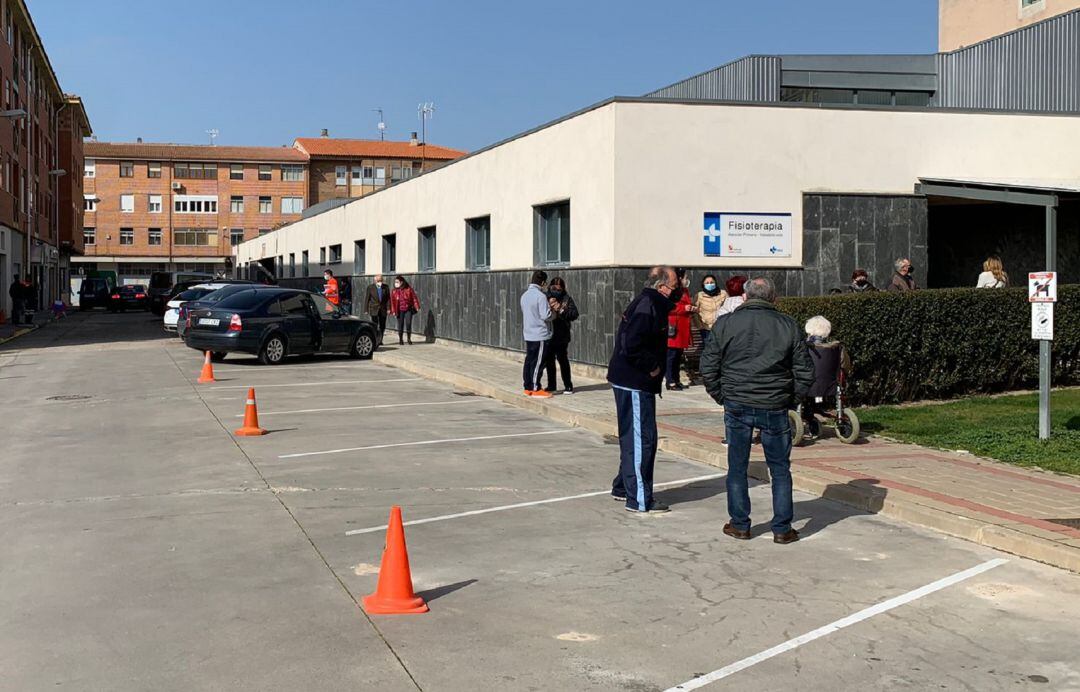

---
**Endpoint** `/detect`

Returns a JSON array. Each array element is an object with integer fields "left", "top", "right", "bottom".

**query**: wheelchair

[{"left": 789, "top": 369, "right": 860, "bottom": 446}]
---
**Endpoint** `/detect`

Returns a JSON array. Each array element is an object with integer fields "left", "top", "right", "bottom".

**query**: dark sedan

[
  {"left": 184, "top": 287, "right": 377, "bottom": 364},
  {"left": 108, "top": 285, "right": 149, "bottom": 312}
]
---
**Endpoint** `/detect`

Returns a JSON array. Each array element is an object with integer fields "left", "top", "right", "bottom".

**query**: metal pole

[{"left": 1038, "top": 204, "right": 1057, "bottom": 440}]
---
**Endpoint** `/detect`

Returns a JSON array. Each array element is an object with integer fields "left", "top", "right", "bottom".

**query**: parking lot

[{"left": 2, "top": 311, "right": 1079, "bottom": 691}]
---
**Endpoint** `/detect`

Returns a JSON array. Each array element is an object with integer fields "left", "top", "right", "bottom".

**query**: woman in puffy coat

[
  {"left": 666, "top": 268, "right": 697, "bottom": 391},
  {"left": 692, "top": 274, "right": 727, "bottom": 345},
  {"left": 389, "top": 275, "right": 420, "bottom": 345}
]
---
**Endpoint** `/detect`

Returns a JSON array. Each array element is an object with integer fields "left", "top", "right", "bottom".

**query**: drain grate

[
  {"left": 1047, "top": 518, "right": 1080, "bottom": 530},
  {"left": 46, "top": 394, "right": 92, "bottom": 401}
]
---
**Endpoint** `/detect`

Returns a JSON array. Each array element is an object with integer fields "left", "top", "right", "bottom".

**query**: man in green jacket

[{"left": 700, "top": 277, "right": 814, "bottom": 544}]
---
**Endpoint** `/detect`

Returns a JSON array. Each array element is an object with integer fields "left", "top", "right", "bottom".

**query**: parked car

[
  {"left": 176, "top": 283, "right": 273, "bottom": 339},
  {"left": 184, "top": 287, "right": 377, "bottom": 364},
  {"left": 149, "top": 271, "right": 217, "bottom": 315},
  {"left": 78, "top": 278, "right": 113, "bottom": 310},
  {"left": 163, "top": 281, "right": 256, "bottom": 333},
  {"left": 108, "top": 284, "right": 149, "bottom": 312}
]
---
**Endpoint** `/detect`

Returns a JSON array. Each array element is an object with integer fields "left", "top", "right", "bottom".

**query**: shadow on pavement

[
  {"left": 791, "top": 478, "right": 887, "bottom": 539},
  {"left": 417, "top": 579, "right": 478, "bottom": 603}
]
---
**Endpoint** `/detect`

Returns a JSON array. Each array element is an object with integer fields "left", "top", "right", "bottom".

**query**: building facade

[
  {"left": 939, "top": 0, "right": 1080, "bottom": 50},
  {"left": 57, "top": 95, "right": 91, "bottom": 293},
  {"left": 79, "top": 142, "right": 309, "bottom": 285}
]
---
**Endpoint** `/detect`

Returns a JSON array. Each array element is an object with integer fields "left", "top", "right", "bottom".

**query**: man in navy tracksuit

[{"left": 608, "top": 266, "right": 680, "bottom": 513}]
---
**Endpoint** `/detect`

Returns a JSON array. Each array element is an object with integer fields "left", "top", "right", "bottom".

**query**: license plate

[{"left": 199, "top": 318, "right": 220, "bottom": 326}]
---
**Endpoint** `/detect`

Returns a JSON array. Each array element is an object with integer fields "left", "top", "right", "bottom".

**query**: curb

[
  {"left": 378, "top": 349, "right": 1080, "bottom": 574},
  {"left": 0, "top": 324, "right": 39, "bottom": 346}
]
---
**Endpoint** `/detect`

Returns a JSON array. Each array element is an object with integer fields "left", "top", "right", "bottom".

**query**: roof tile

[
  {"left": 84, "top": 141, "right": 309, "bottom": 162},
  {"left": 294, "top": 138, "right": 466, "bottom": 160}
]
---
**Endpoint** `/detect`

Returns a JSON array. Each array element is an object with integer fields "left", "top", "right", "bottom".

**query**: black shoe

[
  {"left": 665, "top": 383, "right": 685, "bottom": 391},
  {"left": 626, "top": 501, "right": 670, "bottom": 514},
  {"left": 773, "top": 529, "right": 800, "bottom": 545},
  {"left": 564, "top": 386, "right": 574, "bottom": 395},
  {"left": 612, "top": 492, "right": 627, "bottom": 501},
  {"left": 723, "top": 523, "right": 752, "bottom": 540}
]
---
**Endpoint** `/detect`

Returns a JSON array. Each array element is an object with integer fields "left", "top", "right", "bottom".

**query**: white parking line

[
  {"left": 213, "top": 378, "right": 420, "bottom": 390},
  {"left": 237, "top": 399, "right": 483, "bottom": 417},
  {"left": 664, "top": 558, "right": 1009, "bottom": 691},
  {"left": 344, "top": 473, "right": 726, "bottom": 535},
  {"left": 213, "top": 363, "right": 383, "bottom": 373},
  {"left": 279, "top": 429, "right": 576, "bottom": 459}
]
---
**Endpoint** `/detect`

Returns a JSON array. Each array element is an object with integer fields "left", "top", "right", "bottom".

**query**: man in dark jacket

[
  {"left": 364, "top": 275, "right": 390, "bottom": 344},
  {"left": 607, "top": 266, "right": 679, "bottom": 513},
  {"left": 8, "top": 274, "right": 23, "bottom": 325},
  {"left": 700, "top": 276, "right": 814, "bottom": 543}
]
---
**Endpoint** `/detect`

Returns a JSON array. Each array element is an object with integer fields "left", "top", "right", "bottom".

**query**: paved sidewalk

[
  {"left": 0, "top": 309, "right": 54, "bottom": 344},
  {"left": 377, "top": 341, "right": 1080, "bottom": 572}
]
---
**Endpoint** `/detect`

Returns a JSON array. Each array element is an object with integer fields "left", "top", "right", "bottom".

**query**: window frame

[
  {"left": 148, "top": 228, "right": 162, "bottom": 246},
  {"left": 465, "top": 215, "right": 491, "bottom": 271},
  {"left": 230, "top": 195, "right": 244, "bottom": 214},
  {"left": 119, "top": 227, "right": 134, "bottom": 245},
  {"left": 147, "top": 161, "right": 162, "bottom": 179},
  {"left": 281, "top": 196, "right": 303, "bottom": 214},
  {"left": 120, "top": 193, "right": 135, "bottom": 213},
  {"left": 353, "top": 240, "right": 365, "bottom": 275},
  {"left": 148, "top": 194, "right": 162, "bottom": 214},
  {"left": 418, "top": 225, "right": 436, "bottom": 272},
  {"left": 119, "top": 160, "right": 134, "bottom": 178},
  {"left": 533, "top": 200, "right": 570, "bottom": 267},
  {"left": 258, "top": 196, "right": 271, "bottom": 214},
  {"left": 281, "top": 164, "right": 304, "bottom": 182},
  {"left": 229, "top": 163, "right": 243, "bottom": 180},
  {"left": 229, "top": 228, "right": 245, "bottom": 246},
  {"left": 302, "top": 250, "right": 309, "bottom": 277},
  {"left": 381, "top": 233, "right": 396, "bottom": 274},
  {"left": 335, "top": 165, "right": 347, "bottom": 186},
  {"left": 82, "top": 226, "right": 95, "bottom": 245},
  {"left": 328, "top": 243, "right": 342, "bottom": 265},
  {"left": 82, "top": 193, "right": 97, "bottom": 213},
  {"left": 258, "top": 164, "right": 272, "bottom": 181}
]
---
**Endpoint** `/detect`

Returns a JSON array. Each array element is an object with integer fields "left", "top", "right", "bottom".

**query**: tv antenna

[
  {"left": 417, "top": 102, "right": 435, "bottom": 165},
  {"left": 373, "top": 109, "right": 386, "bottom": 141},
  {"left": 206, "top": 128, "right": 219, "bottom": 146}
]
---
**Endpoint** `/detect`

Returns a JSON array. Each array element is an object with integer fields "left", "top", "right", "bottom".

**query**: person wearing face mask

[
  {"left": 322, "top": 269, "right": 340, "bottom": 307},
  {"left": 365, "top": 274, "right": 391, "bottom": 344},
  {"left": 544, "top": 277, "right": 579, "bottom": 394},
  {"left": 389, "top": 275, "right": 420, "bottom": 345},
  {"left": 845, "top": 269, "right": 877, "bottom": 293},
  {"left": 692, "top": 274, "right": 727, "bottom": 346},
  {"left": 665, "top": 268, "right": 697, "bottom": 391},
  {"left": 888, "top": 258, "right": 918, "bottom": 292}
]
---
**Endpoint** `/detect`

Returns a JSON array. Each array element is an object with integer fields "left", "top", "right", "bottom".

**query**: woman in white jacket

[{"left": 977, "top": 257, "right": 1009, "bottom": 288}]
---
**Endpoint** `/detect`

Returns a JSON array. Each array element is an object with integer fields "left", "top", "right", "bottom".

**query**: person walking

[
  {"left": 887, "top": 258, "right": 918, "bottom": 291},
  {"left": 977, "top": 256, "right": 1009, "bottom": 288},
  {"left": 389, "top": 276, "right": 420, "bottom": 345},
  {"left": 520, "top": 270, "right": 554, "bottom": 398},
  {"left": 322, "top": 269, "right": 341, "bottom": 307},
  {"left": 666, "top": 268, "right": 696, "bottom": 391},
  {"left": 700, "top": 276, "right": 814, "bottom": 543},
  {"left": 608, "top": 266, "right": 680, "bottom": 513},
  {"left": 7, "top": 274, "right": 23, "bottom": 326},
  {"left": 365, "top": 274, "right": 391, "bottom": 344},
  {"left": 845, "top": 269, "right": 877, "bottom": 293},
  {"left": 715, "top": 275, "right": 747, "bottom": 319},
  {"left": 544, "top": 277, "right": 579, "bottom": 394},
  {"left": 692, "top": 274, "right": 726, "bottom": 346}
]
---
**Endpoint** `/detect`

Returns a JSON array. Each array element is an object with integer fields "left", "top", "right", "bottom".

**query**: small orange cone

[
  {"left": 234, "top": 387, "right": 267, "bottom": 436},
  {"left": 197, "top": 351, "right": 216, "bottom": 383},
  {"left": 362, "top": 506, "right": 429, "bottom": 615}
]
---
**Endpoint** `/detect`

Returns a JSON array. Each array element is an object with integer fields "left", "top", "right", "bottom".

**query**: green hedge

[{"left": 777, "top": 285, "right": 1080, "bottom": 406}]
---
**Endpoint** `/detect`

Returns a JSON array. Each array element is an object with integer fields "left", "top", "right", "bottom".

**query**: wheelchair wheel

[
  {"left": 836, "top": 408, "right": 860, "bottom": 444},
  {"left": 788, "top": 410, "right": 805, "bottom": 447}
]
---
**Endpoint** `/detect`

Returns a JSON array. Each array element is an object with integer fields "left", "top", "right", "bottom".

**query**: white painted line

[
  {"left": 236, "top": 399, "right": 483, "bottom": 417},
  {"left": 214, "top": 363, "right": 384, "bottom": 373},
  {"left": 213, "top": 378, "right": 420, "bottom": 390},
  {"left": 280, "top": 429, "right": 576, "bottom": 459},
  {"left": 345, "top": 473, "right": 726, "bottom": 536},
  {"left": 664, "top": 557, "right": 1009, "bottom": 691}
]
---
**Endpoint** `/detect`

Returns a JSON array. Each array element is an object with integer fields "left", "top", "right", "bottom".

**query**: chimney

[
  {"left": 136, "top": 137, "right": 143, "bottom": 143},
  {"left": 320, "top": 128, "right": 329, "bottom": 138},
  {"left": 410, "top": 131, "right": 418, "bottom": 146}
]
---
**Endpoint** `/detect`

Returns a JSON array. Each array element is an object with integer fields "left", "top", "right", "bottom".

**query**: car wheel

[
  {"left": 259, "top": 334, "right": 287, "bottom": 365},
  {"left": 352, "top": 331, "right": 376, "bottom": 360},
  {"left": 210, "top": 352, "right": 227, "bottom": 363}
]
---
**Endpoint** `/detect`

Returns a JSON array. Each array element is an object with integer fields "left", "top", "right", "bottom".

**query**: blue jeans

[
  {"left": 723, "top": 401, "right": 794, "bottom": 534},
  {"left": 611, "top": 387, "right": 657, "bottom": 511}
]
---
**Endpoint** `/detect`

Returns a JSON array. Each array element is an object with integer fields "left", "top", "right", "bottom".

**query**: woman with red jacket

[
  {"left": 666, "top": 268, "right": 697, "bottom": 391},
  {"left": 389, "top": 275, "right": 420, "bottom": 345}
]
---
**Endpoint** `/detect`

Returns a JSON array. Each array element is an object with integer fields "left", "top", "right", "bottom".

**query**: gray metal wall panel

[
  {"left": 644, "top": 56, "right": 782, "bottom": 101},
  {"left": 935, "top": 10, "right": 1080, "bottom": 112}
]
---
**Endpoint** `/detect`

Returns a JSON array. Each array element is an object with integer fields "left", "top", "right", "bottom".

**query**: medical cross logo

[{"left": 703, "top": 212, "right": 722, "bottom": 256}]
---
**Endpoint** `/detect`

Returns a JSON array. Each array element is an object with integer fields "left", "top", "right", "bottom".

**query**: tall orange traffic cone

[
  {"left": 234, "top": 387, "right": 267, "bottom": 436},
  {"left": 362, "top": 506, "right": 428, "bottom": 614},
  {"left": 197, "top": 351, "right": 216, "bottom": 383}
]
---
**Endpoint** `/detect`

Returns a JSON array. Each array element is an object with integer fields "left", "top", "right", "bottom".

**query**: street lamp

[{"left": 0, "top": 108, "right": 27, "bottom": 118}]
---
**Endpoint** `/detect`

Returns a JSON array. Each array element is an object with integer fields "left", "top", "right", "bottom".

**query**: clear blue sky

[{"left": 32, "top": 0, "right": 938, "bottom": 152}]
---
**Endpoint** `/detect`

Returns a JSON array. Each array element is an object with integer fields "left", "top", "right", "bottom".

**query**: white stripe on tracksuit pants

[{"left": 523, "top": 340, "right": 550, "bottom": 391}]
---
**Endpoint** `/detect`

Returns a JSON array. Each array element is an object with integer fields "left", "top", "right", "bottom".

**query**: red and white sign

[{"left": 1028, "top": 272, "right": 1057, "bottom": 303}]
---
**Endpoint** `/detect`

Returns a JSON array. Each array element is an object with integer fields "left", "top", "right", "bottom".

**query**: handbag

[{"left": 668, "top": 323, "right": 677, "bottom": 338}]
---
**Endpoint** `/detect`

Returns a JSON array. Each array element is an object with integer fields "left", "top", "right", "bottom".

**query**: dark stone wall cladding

[{"left": 275, "top": 193, "right": 928, "bottom": 366}]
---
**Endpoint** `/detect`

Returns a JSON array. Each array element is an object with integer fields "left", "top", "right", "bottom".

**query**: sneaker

[
  {"left": 625, "top": 501, "right": 670, "bottom": 514},
  {"left": 523, "top": 390, "right": 535, "bottom": 396},
  {"left": 530, "top": 390, "right": 553, "bottom": 399},
  {"left": 563, "top": 387, "right": 574, "bottom": 395},
  {"left": 612, "top": 492, "right": 627, "bottom": 501}
]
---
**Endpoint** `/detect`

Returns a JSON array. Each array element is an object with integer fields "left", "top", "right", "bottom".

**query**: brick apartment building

[
  {"left": 0, "top": 0, "right": 89, "bottom": 319},
  {"left": 79, "top": 142, "right": 309, "bottom": 284}
]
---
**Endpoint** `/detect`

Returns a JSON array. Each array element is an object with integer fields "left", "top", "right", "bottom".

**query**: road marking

[
  {"left": 664, "top": 558, "right": 1009, "bottom": 691},
  {"left": 213, "top": 378, "right": 420, "bottom": 389},
  {"left": 280, "top": 429, "right": 576, "bottom": 459},
  {"left": 344, "top": 473, "right": 726, "bottom": 535},
  {"left": 237, "top": 399, "right": 483, "bottom": 417},
  {"left": 214, "top": 363, "right": 385, "bottom": 373}
]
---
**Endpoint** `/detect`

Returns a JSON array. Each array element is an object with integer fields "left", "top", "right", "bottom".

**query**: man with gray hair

[
  {"left": 700, "top": 276, "right": 814, "bottom": 543},
  {"left": 888, "top": 258, "right": 918, "bottom": 291}
]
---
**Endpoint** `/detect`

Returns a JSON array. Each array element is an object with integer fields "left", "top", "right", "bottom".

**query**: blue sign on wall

[{"left": 703, "top": 212, "right": 722, "bottom": 257}]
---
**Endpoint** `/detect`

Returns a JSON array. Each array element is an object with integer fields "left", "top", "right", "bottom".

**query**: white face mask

[
  {"left": 324, "top": 275, "right": 331, "bottom": 281},
  {"left": 394, "top": 282, "right": 402, "bottom": 289}
]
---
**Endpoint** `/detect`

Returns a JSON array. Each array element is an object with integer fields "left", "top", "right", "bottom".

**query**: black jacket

[
  {"left": 548, "top": 293, "right": 579, "bottom": 345},
  {"left": 607, "top": 288, "right": 675, "bottom": 394},
  {"left": 365, "top": 283, "right": 390, "bottom": 316},
  {"left": 700, "top": 299, "right": 815, "bottom": 409}
]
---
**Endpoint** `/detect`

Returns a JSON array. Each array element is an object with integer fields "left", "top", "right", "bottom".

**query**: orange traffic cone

[
  {"left": 234, "top": 387, "right": 267, "bottom": 436},
  {"left": 362, "top": 506, "right": 429, "bottom": 615},
  {"left": 197, "top": 351, "right": 216, "bottom": 383}
]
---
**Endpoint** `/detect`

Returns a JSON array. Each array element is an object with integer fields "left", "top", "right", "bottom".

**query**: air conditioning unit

[{"left": 171, "top": 182, "right": 183, "bottom": 191}]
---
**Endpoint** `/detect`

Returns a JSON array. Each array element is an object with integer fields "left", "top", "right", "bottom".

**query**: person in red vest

[
  {"left": 665, "top": 268, "right": 697, "bottom": 390},
  {"left": 389, "top": 275, "right": 420, "bottom": 345},
  {"left": 322, "top": 269, "right": 340, "bottom": 309}
]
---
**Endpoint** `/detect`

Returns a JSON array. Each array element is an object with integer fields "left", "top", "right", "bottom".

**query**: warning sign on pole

[
  {"left": 1031, "top": 303, "right": 1054, "bottom": 341},
  {"left": 1029, "top": 272, "right": 1057, "bottom": 303}
]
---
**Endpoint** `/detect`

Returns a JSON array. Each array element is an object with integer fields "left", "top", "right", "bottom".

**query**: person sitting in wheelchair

[{"left": 802, "top": 316, "right": 852, "bottom": 436}]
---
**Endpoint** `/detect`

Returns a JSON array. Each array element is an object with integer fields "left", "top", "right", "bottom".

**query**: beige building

[{"left": 939, "top": 0, "right": 1080, "bottom": 50}]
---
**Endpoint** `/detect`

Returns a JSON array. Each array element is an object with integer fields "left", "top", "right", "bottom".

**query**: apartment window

[
  {"left": 328, "top": 243, "right": 342, "bottom": 264},
  {"left": 119, "top": 161, "right": 134, "bottom": 178},
  {"left": 289, "top": 252, "right": 296, "bottom": 278},
  {"left": 353, "top": 240, "right": 365, "bottom": 275},
  {"left": 375, "top": 167, "right": 386, "bottom": 186},
  {"left": 362, "top": 165, "right": 375, "bottom": 185},
  {"left": 120, "top": 194, "right": 135, "bottom": 213},
  {"left": 465, "top": 215, "right": 491, "bottom": 270},
  {"left": 1021, "top": 0, "right": 1044, "bottom": 6},
  {"left": 230, "top": 163, "right": 243, "bottom": 180},
  {"left": 148, "top": 161, "right": 161, "bottom": 178},
  {"left": 351, "top": 167, "right": 362, "bottom": 184},
  {"left": 174, "top": 162, "right": 218, "bottom": 179},
  {"left": 335, "top": 165, "right": 346, "bottom": 186},
  {"left": 230, "top": 228, "right": 245, "bottom": 245},
  {"left": 282, "top": 164, "right": 304, "bottom": 182},
  {"left": 258, "top": 228, "right": 271, "bottom": 236},
  {"left": 418, "top": 226, "right": 436, "bottom": 272},
  {"left": 319, "top": 246, "right": 326, "bottom": 265},
  {"left": 534, "top": 200, "right": 570, "bottom": 266},
  {"left": 281, "top": 197, "right": 303, "bottom": 214},
  {"left": 83, "top": 158, "right": 95, "bottom": 177},
  {"left": 119, "top": 227, "right": 134, "bottom": 245},
  {"left": 382, "top": 233, "right": 396, "bottom": 273},
  {"left": 230, "top": 195, "right": 244, "bottom": 213},
  {"left": 302, "top": 250, "right": 309, "bottom": 276},
  {"left": 83, "top": 227, "right": 95, "bottom": 245},
  {"left": 173, "top": 195, "right": 218, "bottom": 213},
  {"left": 391, "top": 165, "right": 402, "bottom": 181},
  {"left": 259, "top": 196, "right": 271, "bottom": 214},
  {"left": 83, "top": 193, "right": 96, "bottom": 212},
  {"left": 173, "top": 228, "right": 218, "bottom": 246},
  {"left": 258, "top": 164, "right": 272, "bottom": 181},
  {"left": 148, "top": 194, "right": 162, "bottom": 213},
  {"left": 148, "top": 228, "right": 162, "bottom": 246}
]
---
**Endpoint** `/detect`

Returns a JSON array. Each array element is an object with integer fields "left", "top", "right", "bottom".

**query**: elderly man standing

[
  {"left": 888, "top": 258, "right": 918, "bottom": 291},
  {"left": 365, "top": 275, "right": 390, "bottom": 344},
  {"left": 700, "top": 277, "right": 814, "bottom": 543},
  {"left": 608, "top": 266, "right": 681, "bottom": 513}
]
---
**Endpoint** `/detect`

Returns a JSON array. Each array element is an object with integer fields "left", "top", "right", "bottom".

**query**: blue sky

[{"left": 32, "top": 0, "right": 938, "bottom": 152}]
